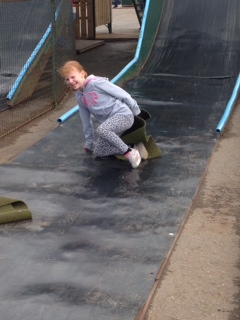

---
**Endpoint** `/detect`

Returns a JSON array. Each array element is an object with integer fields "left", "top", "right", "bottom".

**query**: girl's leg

[{"left": 95, "top": 114, "right": 134, "bottom": 157}]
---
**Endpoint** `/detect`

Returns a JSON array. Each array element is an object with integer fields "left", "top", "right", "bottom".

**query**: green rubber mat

[{"left": 0, "top": 197, "right": 32, "bottom": 224}]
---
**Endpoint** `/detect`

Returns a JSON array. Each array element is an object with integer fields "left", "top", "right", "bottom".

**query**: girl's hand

[{"left": 83, "top": 146, "right": 93, "bottom": 153}]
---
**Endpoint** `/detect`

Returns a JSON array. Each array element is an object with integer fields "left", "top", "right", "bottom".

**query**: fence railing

[{"left": 0, "top": 0, "right": 75, "bottom": 138}]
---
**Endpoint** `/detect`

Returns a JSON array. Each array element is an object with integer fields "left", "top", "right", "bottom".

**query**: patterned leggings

[{"left": 94, "top": 114, "right": 134, "bottom": 157}]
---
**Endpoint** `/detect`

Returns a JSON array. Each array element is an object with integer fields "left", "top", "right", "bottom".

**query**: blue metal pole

[
  {"left": 216, "top": 73, "right": 240, "bottom": 133},
  {"left": 57, "top": 105, "right": 79, "bottom": 123}
]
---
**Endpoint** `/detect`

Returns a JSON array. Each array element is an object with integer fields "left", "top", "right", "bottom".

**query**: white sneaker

[
  {"left": 125, "top": 148, "right": 141, "bottom": 169},
  {"left": 134, "top": 142, "right": 148, "bottom": 160}
]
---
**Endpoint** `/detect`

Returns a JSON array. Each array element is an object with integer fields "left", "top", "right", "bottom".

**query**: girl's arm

[
  {"left": 79, "top": 106, "right": 94, "bottom": 151},
  {"left": 96, "top": 79, "right": 141, "bottom": 116}
]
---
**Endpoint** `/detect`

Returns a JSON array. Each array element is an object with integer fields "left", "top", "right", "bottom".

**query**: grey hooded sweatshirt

[{"left": 75, "top": 75, "right": 141, "bottom": 150}]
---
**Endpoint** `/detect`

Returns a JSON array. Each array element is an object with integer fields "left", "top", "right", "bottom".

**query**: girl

[{"left": 59, "top": 61, "right": 148, "bottom": 169}]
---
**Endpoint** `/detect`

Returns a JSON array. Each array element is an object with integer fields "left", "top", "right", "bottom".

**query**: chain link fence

[{"left": 0, "top": 0, "right": 75, "bottom": 138}]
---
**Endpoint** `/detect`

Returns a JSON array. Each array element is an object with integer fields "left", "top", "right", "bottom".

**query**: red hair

[{"left": 59, "top": 61, "right": 88, "bottom": 78}]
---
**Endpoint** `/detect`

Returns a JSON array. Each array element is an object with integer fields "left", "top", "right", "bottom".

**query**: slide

[
  {"left": 119, "top": 0, "right": 240, "bottom": 134},
  {"left": 0, "top": 1, "right": 240, "bottom": 320}
]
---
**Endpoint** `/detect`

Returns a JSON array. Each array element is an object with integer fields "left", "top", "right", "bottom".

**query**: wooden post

[
  {"left": 73, "top": 0, "right": 111, "bottom": 40},
  {"left": 95, "top": 0, "right": 112, "bottom": 34},
  {"left": 87, "top": 0, "right": 95, "bottom": 40},
  {"left": 73, "top": 1, "right": 81, "bottom": 39}
]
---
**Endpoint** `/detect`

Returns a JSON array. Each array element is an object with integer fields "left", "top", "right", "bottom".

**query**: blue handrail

[{"left": 216, "top": 73, "right": 240, "bottom": 133}]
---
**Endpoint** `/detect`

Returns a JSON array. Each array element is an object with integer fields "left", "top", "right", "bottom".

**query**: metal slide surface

[
  {"left": 0, "top": 1, "right": 240, "bottom": 320},
  {"left": 124, "top": 0, "right": 240, "bottom": 136}
]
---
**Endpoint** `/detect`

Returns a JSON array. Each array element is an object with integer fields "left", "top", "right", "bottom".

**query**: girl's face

[{"left": 65, "top": 68, "right": 86, "bottom": 91}]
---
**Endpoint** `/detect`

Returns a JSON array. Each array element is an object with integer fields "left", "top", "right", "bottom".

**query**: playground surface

[{"left": 0, "top": 2, "right": 240, "bottom": 320}]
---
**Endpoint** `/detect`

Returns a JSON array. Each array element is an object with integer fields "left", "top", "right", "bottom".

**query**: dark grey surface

[
  {"left": 1, "top": 0, "right": 239, "bottom": 319},
  {"left": 124, "top": 0, "right": 240, "bottom": 132},
  {"left": 0, "top": 111, "right": 215, "bottom": 320}
]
